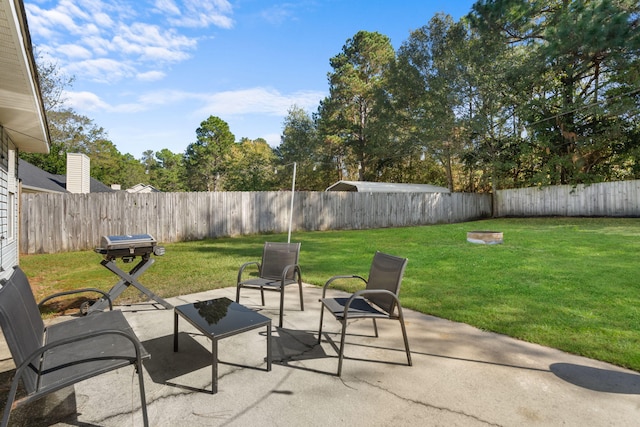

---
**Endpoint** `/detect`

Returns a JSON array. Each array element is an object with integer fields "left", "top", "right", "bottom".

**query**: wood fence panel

[
  {"left": 20, "top": 191, "right": 492, "bottom": 254},
  {"left": 495, "top": 180, "right": 640, "bottom": 218}
]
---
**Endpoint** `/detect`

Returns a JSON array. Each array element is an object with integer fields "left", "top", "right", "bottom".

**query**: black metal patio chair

[
  {"left": 317, "top": 251, "right": 412, "bottom": 376},
  {"left": 236, "top": 242, "right": 304, "bottom": 328},
  {"left": 0, "top": 266, "right": 149, "bottom": 427}
]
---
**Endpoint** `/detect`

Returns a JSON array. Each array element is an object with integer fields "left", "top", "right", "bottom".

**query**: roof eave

[{"left": 0, "top": 0, "right": 50, "bottom": 153}]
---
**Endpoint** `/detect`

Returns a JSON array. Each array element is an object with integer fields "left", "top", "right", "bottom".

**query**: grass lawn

[{"left": 20, "top": 217, "right": 640, "bottom": 372}]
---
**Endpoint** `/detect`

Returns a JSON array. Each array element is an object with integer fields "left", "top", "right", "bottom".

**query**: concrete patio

[{"left": 2, "top": 284, "right": 639, "bottom": 426}]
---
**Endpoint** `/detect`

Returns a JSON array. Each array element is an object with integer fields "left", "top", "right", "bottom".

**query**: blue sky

[{"left": 25, "top": 0, "right": 477, "bottom": 159}]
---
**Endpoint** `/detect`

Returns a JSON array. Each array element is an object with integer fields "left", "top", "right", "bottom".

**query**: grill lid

[
  {"left": 95, "top": 234, "right": 163, "bottom": 260},
  {"left": 100, "top": 234, "right": 157, "bottom": 250}
]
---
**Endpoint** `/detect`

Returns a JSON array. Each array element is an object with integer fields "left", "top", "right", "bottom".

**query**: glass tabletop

[{"left": 175, "top": 297, "right": 271, "bottom": 339}]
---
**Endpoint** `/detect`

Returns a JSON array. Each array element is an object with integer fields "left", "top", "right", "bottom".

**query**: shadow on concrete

[
  {"left": 264, "top": 327, "right": 335, "bottom": 376},
  {"left": 550, "top": 363, "right": 640, "bottom": 394},
  {"left": 0, "top": 368, "right": 86, "bottom": 427},
  {"left": 142, "top": 332, "right": 213, "bottom": 392},
  {"left": 271, "top": 328, "right": 326, "bottom": 363}
]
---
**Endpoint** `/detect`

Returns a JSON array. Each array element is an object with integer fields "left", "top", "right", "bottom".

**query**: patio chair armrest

[
  {"left": 14, "top": 329, "right": 142, "bottom": 386},
  {"left": 345, "top": 289, "right": 402, "bottom": 317},
  {"left": 237, "top": 261, "right": 261, "bottom": 283},
  {"left": 38, "top": 288, "right": 113, "bottom": 311},
  {"left": 352, "top": 288, "right": 398, "bottom": 300},
  {"left": 281, "top": 264, "right": 302, "bottom": 283},
  {"left": 321, "top": 275, "right": 367, "bottom": 298}
]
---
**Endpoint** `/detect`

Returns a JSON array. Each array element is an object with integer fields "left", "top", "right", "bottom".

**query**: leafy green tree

[
  {"left": 393, "top": 14, "right": 471, "bottom": 191},
  {"left": 320, "top": 31, "right": 396, "bottom": 181},
  {"left": 455, "top": 14, "right": 534, "bottom": 192},
  {"left": 184, "top": 116, "right": 235, "bottom": 191},
  {"left": 314, "top": 97, "right": 351, "bottom": 183},
  {"left": 469, "top": 0, "right": 640, "bottom": 185},
  {"left": 110, "top": 153, "right": 148, "bottom": 189},
  {"left": 146, "top": 149, "right": 187, "bottom": 192},
  {"left": 275, "top": 106, "right": 332, "bottom": 190},
  {"left": 225, "top": 138, "right": 277, "bottom": 191}
]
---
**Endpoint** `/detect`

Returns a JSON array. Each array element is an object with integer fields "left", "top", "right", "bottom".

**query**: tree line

[{"left": 22, "top": 0, "right": 640, "bottom": 192}]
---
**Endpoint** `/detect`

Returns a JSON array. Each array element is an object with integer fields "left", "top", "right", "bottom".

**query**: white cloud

[
  {"left": 262, "top": 132, "right": 283, "bottom": 147},
  {"left": 25, "top": 4, "right": 80, "bottom": 39},
  {"left": 93, "top": 12, "right": 114, "bottom": 28},
  {"left": 81, "top": 35, "right": 112, "bottom": 56},
  {"left": 26, "top": 0, "right": 227, "bottom": 84},
  {"left": 154, "top": 0, "right": 181, "bottom": 16},
  {"left": 67, "top": 86, "right": 324, "bottom": 122},
  {"left": 137, "top": 70, "right": 166, "bottom": 81},
  {"left": 166, "top": 0, "right": 234, "bottom": 28},
  {"left": 64, "top": 58, "right": 136, "bottom": 83},
  {"left": 65, "top": 90, "right": 110, "bottom": 111},
  {"left": 59, "top": 0, "right": 92, "bottom": 22},
  {"left": 56, "top": 43, "right": 92, "bottom": 60},
  {"left": 112, "top": 23, "right": 196, "bottom": 62},
  {"left": 66, "top": 90, "right": 151, "bottom": 114},
  {"left": 197, "top": 87, "right": 324, "bottom": 116}
]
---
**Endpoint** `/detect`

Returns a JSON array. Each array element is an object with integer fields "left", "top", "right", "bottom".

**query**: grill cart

[{"left": 88, "top": 234, "right": 172, "bottom": 313}]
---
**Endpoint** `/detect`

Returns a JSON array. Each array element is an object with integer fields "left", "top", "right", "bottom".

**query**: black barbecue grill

[
  {"left": 94, "top": 234, "right": 165, "bottom": 261},
  {"left": 88, "top": 234, "right": 171, "bottom": 313}
]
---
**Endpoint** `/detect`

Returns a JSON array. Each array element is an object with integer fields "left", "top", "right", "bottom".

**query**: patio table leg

[
  {"left": 267, "top": 321, "right": 272, "bottom": 371},
  {"left": 212, "top": 339, "right": 218, "bottom": 394},
  {"left": 173, "top": 311, "right": 179, "bottom": 351}
]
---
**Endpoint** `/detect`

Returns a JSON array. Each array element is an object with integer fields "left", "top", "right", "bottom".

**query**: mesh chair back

[
  {"left": 260, "top": 242, "right": 301, "bottom": 280},
  {"left": 0, "top": 267, "right": 45, "bottom": 393},
  {"left": 365, "top": 252, "right": 408, "bottom": 314}
]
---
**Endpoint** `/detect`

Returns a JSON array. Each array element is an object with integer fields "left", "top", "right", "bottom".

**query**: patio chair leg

[
  {"left": 398, "top": 308, "right": 412, "bottom": 367},
  {"left": 260, "top": 287, "right": 265, "bottom": 306},
  {"left": 1, "top": 372, "right": 20, "bottom": 427},
  {"left": 278, "top": 286, "right": 285, "bottom": 328},
  {"left": 372, "top": 318, "right": 379, "bottom": 337},
  {"left": 298, "top": 279, "right": 304, "bottom": 311},
  {"left": 317, "top": 304, "right": 325, "bottom": 344},
  {"left": 235, "top": 285, "right": 241, "bottom": 303},
  {"left": 337, "top": 319, "right": 348, "bottom": 376},
  {"left": 136, "top": 362, "right": 149, "bottom": 427}
]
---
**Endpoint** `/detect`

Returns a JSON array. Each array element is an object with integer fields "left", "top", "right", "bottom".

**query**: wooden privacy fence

[
  {"left": 20, "top": 191, "right": 492, "bottom": 254},
  {"left": 494, "top": 180, "right": 640, "bottom": 217}
]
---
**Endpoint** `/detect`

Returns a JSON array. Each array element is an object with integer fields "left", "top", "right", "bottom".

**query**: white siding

[
  {"left": 0, "top": 126, "right": 18, "bottom": 281},
  {"left": 66, "top": 152, "right": 90, "bottom": 193}
]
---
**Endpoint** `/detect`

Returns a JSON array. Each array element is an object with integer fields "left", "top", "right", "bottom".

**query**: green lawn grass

[{"left": 20, "top": 217, "right": 640, "bottom": 372}]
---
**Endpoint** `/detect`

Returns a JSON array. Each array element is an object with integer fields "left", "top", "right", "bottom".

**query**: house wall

[{"left": 0, "top": 125, "right": 18, "bottom": 280}]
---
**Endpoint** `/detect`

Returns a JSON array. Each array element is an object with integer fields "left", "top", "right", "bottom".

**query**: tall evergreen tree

[
  {"left": 320, "top": 31, "right": 396, "bottom": 181},
  {"left": 470, "top": 0, "right": 640, "bottom": 185},
  {"left": 184, "top": 116, "right": 235, "bottom": 191}
]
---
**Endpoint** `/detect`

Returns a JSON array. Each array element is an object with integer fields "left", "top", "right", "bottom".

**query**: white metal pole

[{"left": 288, "top": 162, "right": 296, "bottom": 243}]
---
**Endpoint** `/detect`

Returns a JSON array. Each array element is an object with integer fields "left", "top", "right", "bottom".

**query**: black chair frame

[
  {"left": 236, "top": 242, "right": 304, "bottom": 328},
  {"left": 318, "top": 252, "right": 412, "bottom": 376},
  {"left": 0, "top": 266, "right": 149, "bottom": 427}
]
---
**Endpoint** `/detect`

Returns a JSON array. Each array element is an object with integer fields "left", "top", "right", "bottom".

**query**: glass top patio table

[{"left": 173, "top": 297, "right": 272, "bottom": 393}]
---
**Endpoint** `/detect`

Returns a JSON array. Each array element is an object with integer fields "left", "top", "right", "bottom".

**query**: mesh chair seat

[
  {"left": 238, "top": 277, "right": 299, "bottom": 288},
  {"left": 321, "top": 297, "right": 390, "bottom": 319}
]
